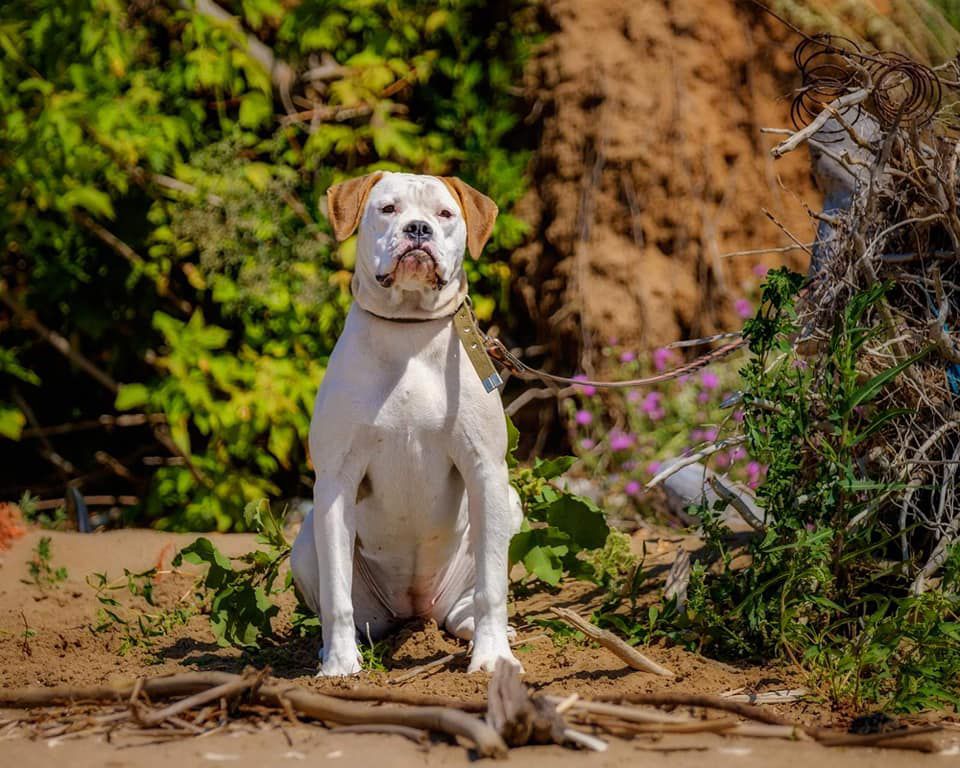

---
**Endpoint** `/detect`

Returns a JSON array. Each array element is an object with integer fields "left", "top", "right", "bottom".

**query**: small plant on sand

[
  {"left": 172, "top": 499, "right": 294, "bottom": 649},
  {"left": 23, "top": 536, "right": 67, "bottom": 589},
  {"left": 88, "top": 568, "right": 194, "bottom": 658}
]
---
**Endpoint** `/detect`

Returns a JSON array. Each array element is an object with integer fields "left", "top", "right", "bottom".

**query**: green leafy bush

[
  {"left": 606, "top": 269, "right": 960, "bottom": 712},
  {"left": 1, "top": 0, "right": 536, "bottom": 529}
]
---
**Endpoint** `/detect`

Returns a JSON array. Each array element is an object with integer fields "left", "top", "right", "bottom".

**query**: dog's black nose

[{"left": 403, "top": 220, "right": 433, "bottom": 242}]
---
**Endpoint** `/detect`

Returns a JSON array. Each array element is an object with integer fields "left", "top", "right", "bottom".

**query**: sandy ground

[{"left": 1, "top": 528, "right": 958, "bottom": 766}]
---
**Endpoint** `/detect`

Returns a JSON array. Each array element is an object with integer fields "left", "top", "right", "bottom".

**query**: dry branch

[
  {"left": 550, "top": 607, "right": 675, "bottom": 677},
  {"left": 0, "top": 671, "right": 507, "bottom": 758}
]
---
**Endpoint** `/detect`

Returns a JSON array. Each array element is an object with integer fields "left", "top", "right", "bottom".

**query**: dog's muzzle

[{"left": 376, "top": 247, "right": 447, "bottom": 290}]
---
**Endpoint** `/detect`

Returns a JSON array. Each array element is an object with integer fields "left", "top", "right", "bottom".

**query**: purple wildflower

[
  {"left": 575, "top": 410, "right": 593, "bottom": 426},
  {"left": 619, "top": 350, "right": 636, "bottom": 363},
  {"left": 653, "top": 347, "right": 673, "bottom": 372},
  {"left": 625, "top": 480, "right": 642, "bottom": 496},
  {"left": 573, "top": 373, "right": 597, "bottom": 397},
  {"left": 753, "top": 263, "right": 769, "bottom": 277},
  {"left": 641, "top": 391, "right": 662, "bottom": 416},
  {"left": 580, "top": 438, "right": 595, "bottom": 450},
  {"left": 609, "top": 430, "right": 635, "bottom": 451},
  {"left": 647, "top": 461, "right": 662, "bottom": 476},
  {"left": 735, "top": 298, "right": 753, "bottom": 318},
  {"left": 700, "top": 370, "right": 720, "bottom": 390}
]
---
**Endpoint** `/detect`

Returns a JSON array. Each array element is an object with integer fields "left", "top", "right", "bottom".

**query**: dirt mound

[{"left": 512, "top": 0, "right": 959, "bottom": 363}]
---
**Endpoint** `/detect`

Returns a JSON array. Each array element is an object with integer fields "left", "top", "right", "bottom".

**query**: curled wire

[{"left": 790, "top": 34, "right": 942, "bottom": 134}]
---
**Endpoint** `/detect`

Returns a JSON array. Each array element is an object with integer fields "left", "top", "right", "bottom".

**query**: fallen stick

[
  {"left": 549, "top": 607, "right": 675, "bottom": 677},
  {"left": 0, "top": 672, "right": 506, "bottom": 759},
  {"left": 589, "top": 691, "right": 794, "bottom": 726},
  {"left": 135, "top": 672, "right": 260, "bottom": 727},
  {"left": 543, "top": 696, "right": 691, "bottom": 725},
  {"left": 816, "top": 725, "right": 943, "bottom": 749}
]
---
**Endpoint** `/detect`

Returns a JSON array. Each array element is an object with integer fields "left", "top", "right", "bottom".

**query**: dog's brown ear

[
  {"left": 439, "top": 176, "right": 498, "bottom": 259},
  {"left": 326, "top": 172, "right": 384, "bottom": 242}
]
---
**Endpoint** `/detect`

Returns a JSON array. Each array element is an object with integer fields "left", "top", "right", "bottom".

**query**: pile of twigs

[
  {"left": 0, "top": 663, "right": 947, "bottom": 756},
  {"left": 768, "top": 34, "right": 960, "bottom": 593}
]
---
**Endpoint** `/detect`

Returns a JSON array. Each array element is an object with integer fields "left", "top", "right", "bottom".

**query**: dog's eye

[
  {"left": 381, "top": 204, "right": 396, "bottom": 214},
  {"left": 438, "top": 209, "right": 454, "bottom": 219}
]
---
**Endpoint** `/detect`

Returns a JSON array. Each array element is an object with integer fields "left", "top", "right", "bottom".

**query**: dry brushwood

[
  {"left": 1, "top": 669, "right": 946, "bottom": 754},
  {"left": 765, "top": 34, "right": 960, "bottom": 590},
  {"left": 0, "top": 670, "right": 507, "bottom": 758}
]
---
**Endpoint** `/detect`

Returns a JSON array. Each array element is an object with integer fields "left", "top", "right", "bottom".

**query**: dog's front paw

[
  {"left": 317, "top": 647, "right": 362, "bottom": 677},
  {"left": 467, "top": 640, "right": 524, "bottom": 675}
]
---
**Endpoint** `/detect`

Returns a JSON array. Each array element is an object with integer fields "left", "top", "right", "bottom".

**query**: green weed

[{"left": 23, "top": 536, "right": 67, "bottom": 589}]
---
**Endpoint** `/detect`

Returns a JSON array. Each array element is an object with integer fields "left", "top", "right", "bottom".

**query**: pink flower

[
  {"left": 702, "top": 427, "right": 719, "bottom": 442},
  {"left": 697, "top": 391, "right": 711, "bottom": 404},
  {"left": 575, "top": 410, "right": 593, "bottom": 426},
  {"left": 646, "top": 461, "right": 662, "bottom": 476},
  {"left": 580, "top": 438, "right": 595, "bottom": 450},
  {"left": 573, "top": 374, "right": 596, "bottom": 397},
  {"left": 641, "top": 391, "right": 665, "bottom": 420},
  {"left": 653, "top": 347, "right": 673, "bottom": 372},
  {"left": 753, "top": 264, "right": 769, "bottom": 277},
  {"left": 732, "top": 409, "right": 744, "bottom": 423},
  {"left": 609, "top": 430, "right": 635, "bottom": 451},
  {"left": 714, "top": 452, "right": 731, "bottom": 469},
  {"left": 730, "top": 445, "right": 747, "bottom": 461},
  {"left": 700, "top": 370, "right": 720, "bottom": 390},
  {"left": 746, "top": 461, "right": 765, "bottom": 489},
  {"left": 641, "top": 391, "right": 662, "bottom": 414},
  {"left": 627, "top": 389, "right": 642, "bottom": 403},
  {"left": 625, "top": 480, "right": 642, "bottom": 496},
  {"left": 735, "top": 298, "right": 753, "bottom": 318},
  {"left": 619, "top": 350, "right": 636, "bottom": 363}
]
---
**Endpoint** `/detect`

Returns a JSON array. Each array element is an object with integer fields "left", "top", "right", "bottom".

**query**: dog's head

[{"left": 326, "top": 172, "right": 497, "bottom": 294}]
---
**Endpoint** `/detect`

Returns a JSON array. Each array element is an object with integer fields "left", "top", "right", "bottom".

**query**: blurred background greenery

[{"left": 0, "top": 0, "right": 536, "bottom": 530}]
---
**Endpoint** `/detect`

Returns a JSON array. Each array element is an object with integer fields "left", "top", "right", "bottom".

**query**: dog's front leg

[
  {"left": 312, "top": 476, "right": 362, "bottom": 677},
  {"left": 458, "top": 455, "right": 522, "bottom": 673}
]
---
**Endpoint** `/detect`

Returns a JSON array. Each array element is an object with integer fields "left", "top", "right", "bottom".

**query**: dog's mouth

[{"left": 376, "top": 246, "right": 447, "bottom": 290}]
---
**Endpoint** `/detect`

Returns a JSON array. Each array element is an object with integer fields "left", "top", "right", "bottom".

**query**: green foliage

[
  {"left": 23, "top": 535, "right": 67, "bottom": 588},
  {"left": 172, "top": 499, "right": 291, "bottom": 647},
  {"left": 88, "top": 567, "right": 194, "bottom": 657},
  {"left": 616, "top": 269, "right": 958, "bottom": 712},
  {"left": 1, "top": 0, "right": 536, "bottom": 530},
  {"left": 508, "top": 416, "right": 612, "bottom": 587}
]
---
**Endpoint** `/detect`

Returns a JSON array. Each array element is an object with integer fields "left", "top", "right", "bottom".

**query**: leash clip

[{"left": 454, "top": 300, "right": 503, "bottom": 393}]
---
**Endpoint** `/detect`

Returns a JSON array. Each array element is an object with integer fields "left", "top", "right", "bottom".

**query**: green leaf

[
  {"left": 239, "top": 93, "right": 274, "bottom": 128},
  {"left": 114, "top": 383, "right": 150, "bottom": 411},
  {"left": 543, "top": 495, "right": 609, "bottom": 550},
  {"left": 505, "top": 413, "right": 519, "bottom": 467},
  {"left": 532, "top": 455, "right": 577, "bottom": 480},
  {"left": 521, "top": 545, "right": 564, "bottom": 586},
  {"left": 0, "top": 404, "right": 25, "bottom": 440},
  {"left": 843, "top": 347, "right": 931, "bottom": 415},
  {"left": 58, "top": 186, "right": 115, "bottom": 219},
  {"left": 173, "top": 538, "right": 234, "bottom": 590}
]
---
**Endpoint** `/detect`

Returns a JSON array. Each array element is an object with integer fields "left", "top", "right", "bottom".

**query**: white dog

[{"left": 290, "top": 171, "right": 523, "bottom": 676}]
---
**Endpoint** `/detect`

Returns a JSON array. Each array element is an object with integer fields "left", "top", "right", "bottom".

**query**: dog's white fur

[{"left": 290, "top": 172, "right": 522, "bottom": 676}]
